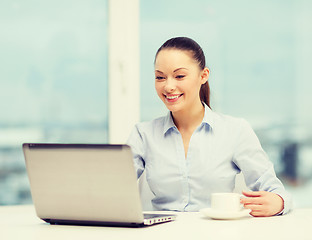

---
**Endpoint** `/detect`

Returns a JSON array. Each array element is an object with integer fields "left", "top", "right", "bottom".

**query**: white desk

[{"left": 1, "top": 205, "right": 311, "bottom": 240}]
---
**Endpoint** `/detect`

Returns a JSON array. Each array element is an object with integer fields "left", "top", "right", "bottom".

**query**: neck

[{"left": 172, "top": 100, "right": 205, "bottom": 131}]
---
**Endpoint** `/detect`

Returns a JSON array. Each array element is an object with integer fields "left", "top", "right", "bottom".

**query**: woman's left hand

[{"left": 240, "top": 190, "right": 284, "bottom": 217}]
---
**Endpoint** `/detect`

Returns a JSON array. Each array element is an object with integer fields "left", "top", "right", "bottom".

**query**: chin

[
  {"left": 164, "top": 103, "right": 182, "bottom": 113},
  {"left": 161, "top": 97, "right": 185, "bottom": 113}
]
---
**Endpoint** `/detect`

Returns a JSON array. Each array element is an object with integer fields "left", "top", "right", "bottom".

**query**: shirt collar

[
  {"left": 163, "top": 102, "right": 214, "bottom": 136},
  {"left": 202, "top": 103, "right": 214, "bottom": 130},
  {"left": 163, "top": 111, "right": 177, "bottom": 135}
]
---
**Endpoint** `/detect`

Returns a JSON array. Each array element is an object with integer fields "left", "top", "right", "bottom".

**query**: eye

[
  {"left": 176, "top": 75, "right": 185, "bottom": 79},
  {"left": 155, "top": 76, "right": 166, "bottom": 81}
]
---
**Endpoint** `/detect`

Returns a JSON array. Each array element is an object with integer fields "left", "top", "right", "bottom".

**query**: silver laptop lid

[{"left": 23, "top": 143, "right": 144, "bottom": 224}]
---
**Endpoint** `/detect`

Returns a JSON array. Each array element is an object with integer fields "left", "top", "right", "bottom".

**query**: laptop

[{"left": 23, "top": 143, "right": 176, "bottom": 227}]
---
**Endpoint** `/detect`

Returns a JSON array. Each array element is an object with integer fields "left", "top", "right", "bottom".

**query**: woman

[{"left": 127, "top": 37, "right": 291, "bottom": 216}]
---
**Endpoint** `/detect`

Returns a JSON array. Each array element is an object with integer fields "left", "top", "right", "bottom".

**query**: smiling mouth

[{"left": 164, "top": 94, "right": 184, "bottom": 101}]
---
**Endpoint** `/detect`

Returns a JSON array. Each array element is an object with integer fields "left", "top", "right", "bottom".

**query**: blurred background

[{"left": 0, "top": 0, "right": 311, "bottom": 208}]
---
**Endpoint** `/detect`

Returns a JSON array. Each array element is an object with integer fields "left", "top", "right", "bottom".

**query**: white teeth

[{"left": 166, "top": 95, "right": 181, "bottom": 99}]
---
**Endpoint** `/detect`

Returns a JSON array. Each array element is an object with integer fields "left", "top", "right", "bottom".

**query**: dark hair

[{"left": 155, "top": 37, "right": 211, "bottom": 108}]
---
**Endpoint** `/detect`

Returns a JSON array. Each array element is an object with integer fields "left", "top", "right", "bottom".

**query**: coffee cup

[{"left": 211, "top": 193, "right": 242, "bottom": 212}]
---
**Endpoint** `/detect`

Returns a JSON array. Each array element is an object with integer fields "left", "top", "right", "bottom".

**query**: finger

[
  {"left": 242, "top": 191, "right": 264, "bottom": 197},
  {"left": 240, "top": 197, "right": 263, "bottom": 205},
  {"left": 243, "top": 204, "right": 263, "bottom": 211},
  {"left": 249, "top": 211, "right": 266, "bottom": 217}
]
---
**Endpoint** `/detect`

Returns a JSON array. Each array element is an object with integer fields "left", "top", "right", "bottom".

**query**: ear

[{"left": 200, "top": 67, "right": 209, "bottom": 84}]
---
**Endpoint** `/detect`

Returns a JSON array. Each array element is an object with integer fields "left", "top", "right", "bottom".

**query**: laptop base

[{"left": 43, "top": 215, "right": 175, "bottom": 228}]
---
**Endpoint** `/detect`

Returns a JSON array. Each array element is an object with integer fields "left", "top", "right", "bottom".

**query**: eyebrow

[
  {"left": 173, "top": 68, "right": 188, "bottom": 72},
  {"left": 155, "top": 68, "right": 188, "bottom": 74}
]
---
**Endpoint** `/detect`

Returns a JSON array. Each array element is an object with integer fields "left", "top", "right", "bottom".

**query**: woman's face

[{"left": 154, "top": 49, "right": 208, "bottom": 114}]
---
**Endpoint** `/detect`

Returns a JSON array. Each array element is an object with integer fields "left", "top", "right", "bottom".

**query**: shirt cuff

[{"left": 275, "top": 192, "right": 292, "bottom": 215}]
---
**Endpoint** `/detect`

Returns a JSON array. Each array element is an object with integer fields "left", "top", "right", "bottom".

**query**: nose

[{"left": 164, "top": 77, "right": 176, "bottom": 93}]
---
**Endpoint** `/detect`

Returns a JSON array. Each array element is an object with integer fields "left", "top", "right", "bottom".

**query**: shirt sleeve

[
  {"left": 126, "top": 124, "right": 146, "bottom": 179},
  {"left": 233, "top": 119, "right": 292, "bottom": 215}
]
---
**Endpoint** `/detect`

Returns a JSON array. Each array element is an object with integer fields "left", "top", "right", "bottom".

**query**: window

[{"left": 0, "top": 0, "right": 109, "bottom": 205}]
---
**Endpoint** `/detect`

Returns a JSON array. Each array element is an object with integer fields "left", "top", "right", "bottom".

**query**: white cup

[{"left": 211, "top": 193, "right": 241, "bottom": 212}]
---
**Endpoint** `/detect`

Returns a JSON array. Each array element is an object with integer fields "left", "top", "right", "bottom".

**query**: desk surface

[{"left": 1, "top": 205, "right": 311, "bottom": 240}]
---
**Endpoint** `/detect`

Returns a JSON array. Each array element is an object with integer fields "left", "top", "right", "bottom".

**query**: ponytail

[{"left": 200, "top": 81, "right": 210, "bottom": 108}]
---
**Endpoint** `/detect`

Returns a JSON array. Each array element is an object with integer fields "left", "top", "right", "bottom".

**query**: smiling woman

[
  {"left": 139, "top": 0, "right": 312, "bottom": 210},
  {"left": 154, "top": 37, "right": 210, "bottom": 110},
  {"left": 127, "top": 37, "right": 292, "bottom": 217},
  {"left": 153, "top": 38, "right": 210, "bottom": 157}
]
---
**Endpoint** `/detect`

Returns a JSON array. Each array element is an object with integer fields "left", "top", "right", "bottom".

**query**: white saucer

[{"left": 200, "top": 208, "right": 251, "bottom": 220}]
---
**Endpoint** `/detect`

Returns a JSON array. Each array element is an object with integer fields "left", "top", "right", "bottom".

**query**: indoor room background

[{"left": 0, "top": 0, "right": 311, "bottom": 208}]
